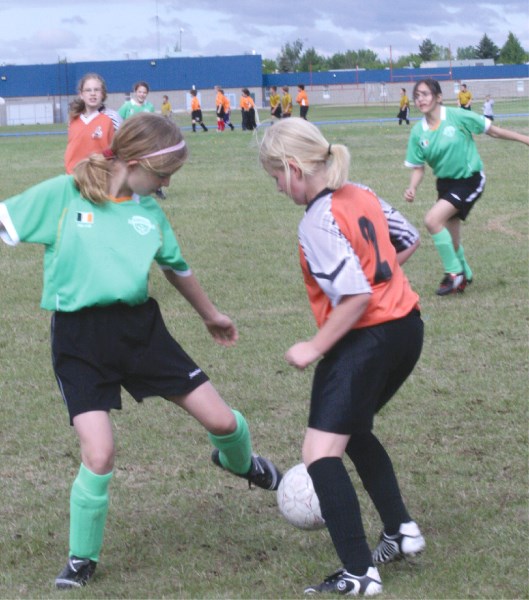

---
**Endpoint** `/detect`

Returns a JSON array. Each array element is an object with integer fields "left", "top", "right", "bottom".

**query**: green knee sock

[
  {"left": 432, "top": 229, "right": 463, "bottom": 274},
  {"left": 456, "top": 245, "right": 473, "bottom": 280},
  {"left": 69, "top": 463, "right": 112, "bottom": 562},
  {"left": 208, "top": 410, "right": 252, "bottom": 475}
]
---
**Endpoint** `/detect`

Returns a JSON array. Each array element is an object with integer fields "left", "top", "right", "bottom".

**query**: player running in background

[
  {"left": 64, "top": 73, "right": 122, "bottom": 174},
  {"left": 259, "top": 117, "right": 424, "bottom": 597},
  {"left": 0, "top": 113, "right": 281, "bottom": 591},
  {"left": 405, "top": 78, "right": 529, "bottom": 295}
]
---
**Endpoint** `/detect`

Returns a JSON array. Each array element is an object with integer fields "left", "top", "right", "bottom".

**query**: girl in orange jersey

[
  {"left": 259, "top": 118, "right": 424, "bottom": 597},
  {"left": 189, "top": 89, "right": 208, "bottom": 132},
  {"left": 240, "top": 88, "right": 257, "bottom": 131},
  {"left": 64, "top": 73, "right": 122, "bottom": 174},
  {"left": 296, "top": 83, "right": 309, "bottom": 120}
]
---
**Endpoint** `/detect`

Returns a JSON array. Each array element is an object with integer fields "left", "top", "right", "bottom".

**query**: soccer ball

[{"left": 276, "top": 463, "right": 325, "bottom": 530}]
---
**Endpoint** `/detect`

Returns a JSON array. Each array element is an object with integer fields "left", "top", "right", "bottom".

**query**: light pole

[{"left": 179, "top": 28, "right": 184, "bottom": 52}]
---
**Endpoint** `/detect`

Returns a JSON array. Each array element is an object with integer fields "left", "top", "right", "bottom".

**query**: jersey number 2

[{"left": 358, "top": 217, "right": 392, "bottom": 283}]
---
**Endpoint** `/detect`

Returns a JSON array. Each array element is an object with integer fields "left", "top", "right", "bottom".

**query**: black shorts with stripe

[
  {"left": 308, "top": 309, "right": 423, "bottom": 434},
  {"left": 436, "top": 171, "right": 485, "bottom": 221},
  {"left": 51, "top": 298, "right": 209, "bottom": 423}
]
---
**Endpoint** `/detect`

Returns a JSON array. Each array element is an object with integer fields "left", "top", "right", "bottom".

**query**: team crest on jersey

[
  {"left": 76, "top": 211, "right": 94, "bottom": 227},
  {"left": 420, "top": 139, "right": 429, "bottom": 148},
  {"left": 128, "top": 215, "right": 156, "bottom": 235}
]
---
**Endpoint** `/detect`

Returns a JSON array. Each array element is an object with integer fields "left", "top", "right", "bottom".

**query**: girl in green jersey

[
  {"left": 404, "top": 78, "right": 529, "bottom": 295},
  {"left": 0, "top": 113, "right": 281, "bottom": 590}
]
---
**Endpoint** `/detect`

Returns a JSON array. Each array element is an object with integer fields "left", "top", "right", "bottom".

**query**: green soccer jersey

[
  {"left": 405, "top": 106, "right": 490, "bottom": 179},
  {"left": 0, "top": 175, "right": 190, "bottom": 311},
  {"left": 118, "top": 99, "right": 155, "bottom": 120}
]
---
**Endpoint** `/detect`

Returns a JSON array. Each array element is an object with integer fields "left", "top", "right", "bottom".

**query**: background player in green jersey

[
  {"left": 404, "top": 78, "right": 529, "bottom": 295},
  {"left": 0, "top": 113, "right": 281, "bottom": 590},
  {"left": 118, "top": 81, "right": 155, "bottom": 120}
]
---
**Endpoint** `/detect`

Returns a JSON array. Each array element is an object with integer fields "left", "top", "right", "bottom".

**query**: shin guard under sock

[
  {"left": 69, "top": 463, "right": 112, "bottom": 562},
  {"left": 308, "top": 457, "right": 373, "bottom": 574},
  {"left": 208, "top": 410, "right": 252, "bottom": 475},
  {"left": 346, "top": 433, "right": 410, "bottom": 536},
  {"left": 432, "top": 229, "right": 463, "bottom": 274},
  {"left": 456, "top": 245, "right": 473, "bottom": 281}
]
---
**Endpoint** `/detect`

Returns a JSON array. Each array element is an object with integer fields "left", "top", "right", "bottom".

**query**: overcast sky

[{"left": 0, "top": 0, "right": 527, "bottom": 66}]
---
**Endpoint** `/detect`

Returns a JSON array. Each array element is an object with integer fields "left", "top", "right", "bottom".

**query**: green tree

[
  {"left": 475, "top": 34, "right": 500, "bottom": 61},
  {"left": 277, "top": 39, "right": 304, "bottom": 72},
  {"left": 327, "top": 49, "right": 383, "bottom": 70},
  {"left": 262, "top": 58, "right": 278, "bottom": 74},
  {"left": 457, "top": 45, "right": 478, "bottom": 60},
  {"left": 392, "top": 53, "right": 422, "bottom": 68},
  {"left": 298, "top": 47, "right": 328, "bottom": 72},
  {"left": 498, "top": 32, "right": 528, "bottom": 64},
  {"left": 418, "top": 38, "right": 436, "bottom": 61}
]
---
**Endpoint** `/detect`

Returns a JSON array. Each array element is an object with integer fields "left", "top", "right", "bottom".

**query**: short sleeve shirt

[
  {"left": 118, "top": 99, "right": 155, "bottom": 120},
  {"left": 405, "top": 106, "right": 490, "bottom": 179},
  {"left": 298, "top": 184, "right": 419, "bottom": 329},
  {"left": 0, "top": 175, "right": 189, "bottom": 311}
]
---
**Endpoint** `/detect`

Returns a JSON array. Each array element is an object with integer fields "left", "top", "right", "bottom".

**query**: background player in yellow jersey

[
  {"left": 457, "top": 83, "right": 473, "bottom": 110},
  {"left": 269, "top": 85, "right": 282, "bottom": 121},
  {"left": 397, "top": 88, "right": 410, "bottom": 125},
  {"left": 281, "top": 86, "right": 293, "bottom": 118}
]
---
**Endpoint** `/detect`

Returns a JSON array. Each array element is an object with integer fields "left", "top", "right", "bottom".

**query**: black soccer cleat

[
  {"left": 304, "top": 567, "right": 382, "bottom": 596},
  {"left": 372, "top": 521, "right": 425, "bottom": 564},
  {"left": 436, "top": 272, "right": 466, "bottom": 296},
  {"left": 55, "top": 555, "right": 97, "bottom": 589},
  {"left": 211, "top": 449, "right": 282, "bottom": 491}
]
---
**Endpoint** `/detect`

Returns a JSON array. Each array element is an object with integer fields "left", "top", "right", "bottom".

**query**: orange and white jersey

[{"left": 298, "top": 184, "right": 419, "bottom": 329}]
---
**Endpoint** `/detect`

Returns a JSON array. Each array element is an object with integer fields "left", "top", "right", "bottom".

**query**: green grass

[{"left": 0, "top": 106, "right": 528, "bottom": 599}]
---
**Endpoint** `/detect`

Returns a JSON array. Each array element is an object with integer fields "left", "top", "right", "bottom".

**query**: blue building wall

[
  {"left": 0, "top": 55, "right": 263, "bottom": 98},
  {"left": 262, "top": 64, "right": 529, "bottom": 88},
  {"left": 0, "top": 56, "right": 527, "bottom": 99}
]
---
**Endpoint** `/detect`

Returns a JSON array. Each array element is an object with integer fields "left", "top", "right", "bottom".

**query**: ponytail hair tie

[{"left": 102, "top": 148, "right": 115, "bottom": 160}]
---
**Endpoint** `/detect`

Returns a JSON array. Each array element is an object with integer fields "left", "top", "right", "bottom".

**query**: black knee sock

[
  {"left": 308, "top": 457, "right": 373, "bottom": 574},
  {"left": 346, "top": 433, "right": 410, "bottom": 535}
]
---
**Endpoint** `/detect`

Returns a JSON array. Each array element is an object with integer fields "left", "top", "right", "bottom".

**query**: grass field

[{"left": 0, "top": 103, "right": 528, "bottom": 599}]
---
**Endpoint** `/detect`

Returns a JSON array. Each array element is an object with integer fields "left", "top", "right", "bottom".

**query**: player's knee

[{"left": 83, "top": 447, "right": 115, "bottom": 475}]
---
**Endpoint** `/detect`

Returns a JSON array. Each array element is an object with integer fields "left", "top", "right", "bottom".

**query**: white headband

[{"left": 140, "top": 139, "right": 186, "bottom": 159}]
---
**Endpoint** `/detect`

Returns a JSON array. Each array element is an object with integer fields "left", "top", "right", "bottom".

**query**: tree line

[{"left": 263, "top": 33, "right": 528, "bottom": 74}]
